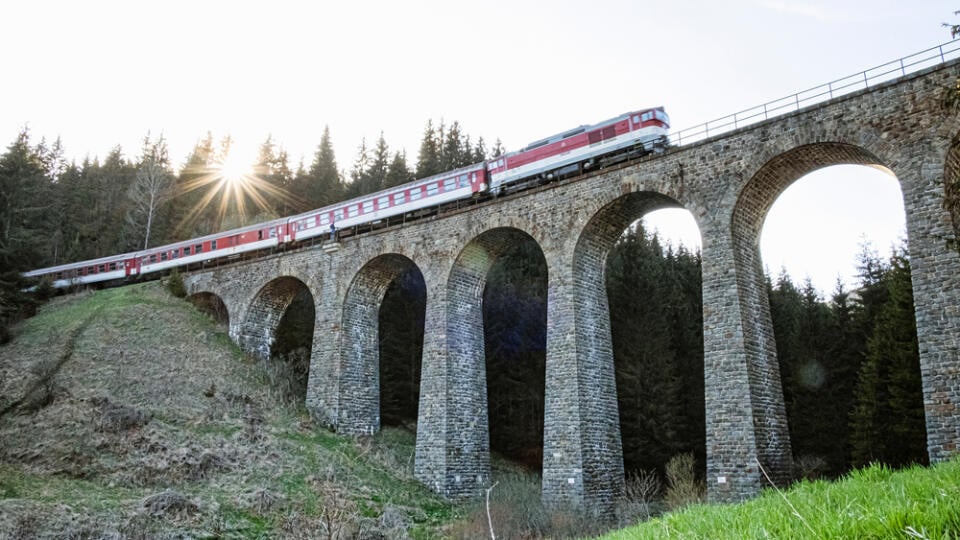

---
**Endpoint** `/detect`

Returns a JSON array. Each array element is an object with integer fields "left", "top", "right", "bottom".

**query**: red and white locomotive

[{"left": 24, "top": 107, "right": 669, "bottom": 288}]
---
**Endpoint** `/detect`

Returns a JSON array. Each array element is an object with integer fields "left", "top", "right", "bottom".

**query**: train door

[{"left": 126, "top": 257, "right": 141, "bottom": 276}]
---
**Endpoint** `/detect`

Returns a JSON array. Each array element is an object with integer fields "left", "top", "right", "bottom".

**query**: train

[{"left": 24, "top": 107, "right": 670, "bottom": 288}]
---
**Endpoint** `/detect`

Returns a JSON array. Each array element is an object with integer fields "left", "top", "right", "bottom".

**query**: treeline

[
  {"left": 0, "top": 121, "right": 500, "bottom": 338},
  {"left": 771, "top": 244, "right": 927, "bottom": 477},
  {"left": 1, "top": 122, "right": 927, "bottom": 478},
  {"left": 611, "top": 227, "right": 925, "bottom": 479},
  {"left": 372, "top": 220, "right": 925, "bottom": 479}
]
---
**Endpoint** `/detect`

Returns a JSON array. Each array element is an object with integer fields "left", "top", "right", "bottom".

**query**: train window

[
  {"left": 55, "top": 272, "right": 63, "bottom": 280},
  {"left": 171, "top": 249, "right": 179, "bottom": 259},
  {"left": 211, "top": 240, "right": 217, "bottom": 250},
  {"left": 149, "top": 254, "right": 157, "bottom": 263},
  {"left": 377, "top": 196, "right": 390, "bottom": 208},
  {"left": 269, "top": 228, "right": 277, "bottom": 238},
  {"left": 443, "top": 178, "right": 456, "bottom": 191},
  {"left": 161, "top": 253, "right": 168, "bottom": 261},
  {"left": 641, "top": 111, "right": 653, "bottom": 122},
  {"left": 109, "top": 263, "right": 117, "bottom": 271},
  {"left": 362, "top": 201, "right": 373, "bottom": 213},
  {"left": 320, "top": 213, "right": 330, "bottom": 225},
  {"left": 348, "top": 205, "right": 359, "bottom": 218},
  {"left": 335, "top": 209, "right": 345, "bottom": 221},
  {"left": 633, "top": 115, "right": 641, "bottom": 124},
  {"left": 393, "top": 192, "right": 406, "bottom": 204},
  {"left": 184, "top": 246, "right": 191, "bottom": 256},
  {"left": 195, "top": 244, "right": 203, "bottom": 253},
  {"left": 258, "top": 230, "right": 264, "bottom": 240},
  {"left": 427, "top": 183, "right": 439, "bottom": 196},
  {"left": 459, "top": 174, "right": 470, "bottom": 188},
  {"left": 655, "top": 109, "right": 669, "bottom": 123}
]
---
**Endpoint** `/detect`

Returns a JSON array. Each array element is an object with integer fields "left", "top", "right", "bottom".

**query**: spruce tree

[
  {"left": 295, "top": 126, "right": 343, "bottom": 210},
  {"left": 415, "top": 119, "right": 441, "bottom": 179},
  {"left": 346, "top": 138, "right": 370, "bottom": 199},
  {"left": 0, "top": 128, "right": 56, "bottom": 271},
  {"left": 169, "top": 133, "right": 217, "bottom": 239},
  {"left": 385, "top": 151, "right": 412, "bottom": 188},
  {"left": 607, "top": 224, "right": 699, "bottom": 474},
  {"left": 254, "top": 135, "right": 296, "bottom": 217}
]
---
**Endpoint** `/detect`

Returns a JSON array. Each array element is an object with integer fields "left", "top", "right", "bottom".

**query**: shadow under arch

[
  {"left": 237, "top": 276, "right": 315, "bottom": 362},
  {"left": 189, "top": 291, "right": 229, "bottom": 326},
  {"left": 438, "top": 226, "right": 548, "bottom": 497},
  {"left": 944, "top": 134, "right": 960, "bottom": 250},
  {"left": 729, "top": 141, "right": 905, "bottom": 485},
  {"left": 339, "top": 253, "right": 425, "bottom": 435},
  {"left": 560, "top": 190, "right": 694, "bottom": 509}
]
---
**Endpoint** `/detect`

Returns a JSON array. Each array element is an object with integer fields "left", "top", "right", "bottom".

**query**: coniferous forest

[{"left": 0, "top": 125, "right": 928, "bottom": 480}]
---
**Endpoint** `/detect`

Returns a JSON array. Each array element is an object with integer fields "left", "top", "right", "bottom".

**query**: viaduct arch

[{"left": 184, "top": 59, "right": 960, "bottom": 512}]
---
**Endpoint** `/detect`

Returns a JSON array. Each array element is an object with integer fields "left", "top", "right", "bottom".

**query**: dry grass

[{"left": 0, "top": 282, "right": 454, "bottom": 538}]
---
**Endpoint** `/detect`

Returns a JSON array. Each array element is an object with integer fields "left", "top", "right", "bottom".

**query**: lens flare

[{"left": 171, "top": 138, "right": 300, "bottom": 236}]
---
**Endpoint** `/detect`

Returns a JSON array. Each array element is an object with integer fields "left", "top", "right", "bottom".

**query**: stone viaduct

[{"left": 183, "top": 59, "right": 960, "bottom": 512}]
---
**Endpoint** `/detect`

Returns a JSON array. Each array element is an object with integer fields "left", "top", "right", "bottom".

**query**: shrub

[
  {"left": 665, "top": 452, "right": 705, "bottom": 511},
  {"left": 166, "top": 269, "right": 186, "bottom": 298},
  {"left": 618, "top": 469, "right": 662, "bottom": 523}
]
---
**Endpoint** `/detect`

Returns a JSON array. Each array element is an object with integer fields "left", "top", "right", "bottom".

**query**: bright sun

[{"left": 218, "top": 150, "right": 251, "bottom": 185}]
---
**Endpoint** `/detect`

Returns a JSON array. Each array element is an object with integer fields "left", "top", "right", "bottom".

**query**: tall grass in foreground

[{"left": 604, "top": 459, "right": 960, "bottom": 539}]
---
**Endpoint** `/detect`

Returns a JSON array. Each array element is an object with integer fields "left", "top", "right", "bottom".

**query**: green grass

[
  {"left": 0, "top": 282, "right": 457, "bottom": 538},
  {"left": 604, "top": 459, "right": 960, "bottom": 539},
  {"left": 6, "top": 283, "right": 959, "bottom": 539}
]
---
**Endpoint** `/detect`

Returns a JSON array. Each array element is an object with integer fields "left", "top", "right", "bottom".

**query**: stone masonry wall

[{"left": 184, "top": 59, "right": 960, "bottom": 510}]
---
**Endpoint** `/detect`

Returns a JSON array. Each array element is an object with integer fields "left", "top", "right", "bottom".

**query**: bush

[
  {"left": 665, "top": 452, "right": 705, "bottom": 511},
  {"left": 618, "top": 469, "right": 662, "bottom": 523},
  {"left": 166, "top": 269, "right": 186, "bottom": 298}
]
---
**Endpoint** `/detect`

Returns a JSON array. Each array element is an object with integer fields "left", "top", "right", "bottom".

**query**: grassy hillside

[
  {"left": 4, "top": 282, "right": 959, "bottom": 539},
  {"left": 604, "top": 459, "right": 960, "bottom": 539},
  {"left": 0, "top": 283, "right": 455, "bottom": 538}
]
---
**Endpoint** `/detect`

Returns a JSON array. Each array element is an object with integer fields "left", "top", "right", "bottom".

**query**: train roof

[
  {"left": 285, "top": 161, "right": 486, "bottom": 222},
  {"left": 23, "top": 250, "right": 139, "bottom": 277},
  {"left": 520, "top": 107, "right": 665, "bottom": 152}
]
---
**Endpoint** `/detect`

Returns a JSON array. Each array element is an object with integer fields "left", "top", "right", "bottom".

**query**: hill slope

[{"left": 0, "top": 283, "right": 453, "bottom": 538}]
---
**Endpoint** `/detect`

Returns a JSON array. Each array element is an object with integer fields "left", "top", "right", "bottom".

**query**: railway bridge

[{"left": 183, "top": 55, "right": 960, "bottom": 512}]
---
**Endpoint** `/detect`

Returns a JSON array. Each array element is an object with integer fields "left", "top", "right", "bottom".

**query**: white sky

[{"left": 0, "top": 0, "right": 952, "bottom": 294}]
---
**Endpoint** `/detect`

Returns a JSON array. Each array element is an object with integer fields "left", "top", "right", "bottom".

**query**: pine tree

[
  {"left": 0, "top": 128, "right": 58, "bottom": 340},
  {"left": 607, "top": 224, "right": 699, "bottom": 474},
  {"left": 385, "top": 151, "right": 412, "bottom": 188},
  {"left": 0, "top": 128, "right": 56, "bottom": 271},
  {"left": 847, "top": 242, "right": 926, "bottom": 469},
  {"left": 415, "top": 119, "right": 441, "bottom": 179},
  {"left": 491, "top": 138, "right": 505, "bottom": 158},
  {"left": 254, "top": 135, "right": 296, "bottom": 217},
  {"left": 169, "top": 133, "right": 217, "bottom": 239},
  {"left": 346, "top": 138, "right": 371, "bottom": 199},
  {"left": 364, "top": 133, "right": 390, "bottom": 194},
  {"left": 473, "top": 136, "right": 488, "bottom": 163},
  {"left": 295, "top": 126, "right": 343, "bottom": 210}
]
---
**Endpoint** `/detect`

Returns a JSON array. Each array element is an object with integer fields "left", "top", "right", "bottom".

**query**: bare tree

[{"left": 127, "top": 135, "right": 173, "bottom": 249}]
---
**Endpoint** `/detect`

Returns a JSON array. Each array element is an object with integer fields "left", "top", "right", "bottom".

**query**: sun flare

[
  {"left": 217, "top": 150, "right": 252, "bottom": 186},
  {"left": 170, "top": 137, "right": 300, "bottom": 236}
]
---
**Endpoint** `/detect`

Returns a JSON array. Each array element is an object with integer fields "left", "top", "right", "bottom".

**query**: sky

[{"left": 0, "top": 0, "right": 954, "bottom": 294}]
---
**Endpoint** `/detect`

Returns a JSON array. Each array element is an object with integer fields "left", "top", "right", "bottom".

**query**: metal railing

[{"left": 669, "top": 39, "right": 960, "bottom": 147}]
